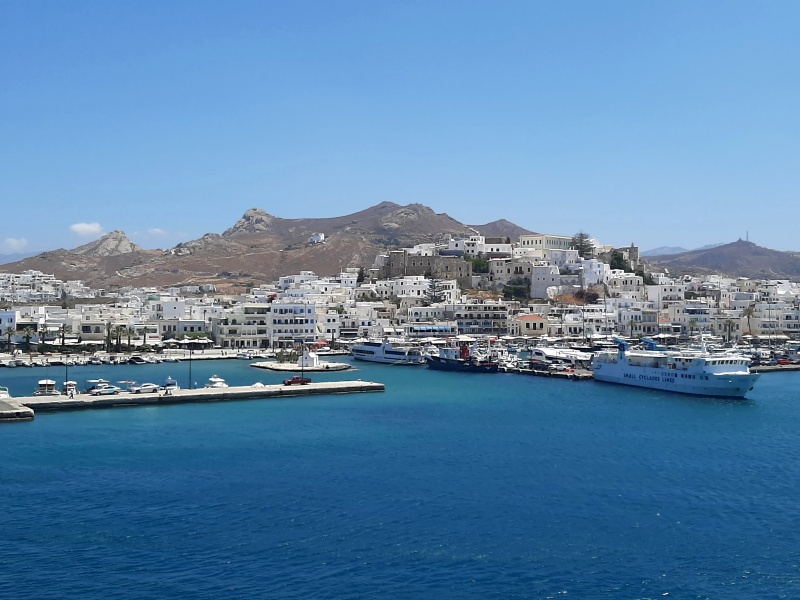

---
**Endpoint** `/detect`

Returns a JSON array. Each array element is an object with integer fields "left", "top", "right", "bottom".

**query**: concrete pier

[
  {"left": 6, "top": 380, "right": 384, "bottom": 419},
  {"left": 751, "top": 363, "right": 800, "bottom": 373},
  {"left": 0, "top": 398, "right": 35, "bottom": 422},
  {"left": 498, "top": 365, "right": 593, "bottom": 380}
]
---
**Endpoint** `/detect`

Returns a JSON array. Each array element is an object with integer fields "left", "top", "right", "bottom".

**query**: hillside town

[{"left": 1, "top": 230, "right": 798, "bottom": 359}]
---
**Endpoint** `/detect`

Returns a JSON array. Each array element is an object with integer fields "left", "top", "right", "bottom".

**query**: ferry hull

[
  {"left": 351, "top": 354, "right": 425, "bottom": 365},
  {"left": 592, "top": 364, "right": 760, "bottom": 398},
  {"left": 426, "top": 356, "right": 499, "bottom": 373}
]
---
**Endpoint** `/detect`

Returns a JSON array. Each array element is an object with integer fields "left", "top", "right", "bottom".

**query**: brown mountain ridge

[
  {"left": 647, "top": 239, "right": 800, "bottom": 280},
  {"left": 1, "top": 203, "right": 524, "bottom": 292},
  {"left": 4, "top": 207, "right": 799, "bottom": 293}
]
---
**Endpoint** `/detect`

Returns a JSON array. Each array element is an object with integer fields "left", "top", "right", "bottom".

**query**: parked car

[
  {"left": 777, "top": 358, "right": 790, "bottom": 365},
  {"left": 283, "top": 376, "right": 312, "bottom": 386},
  {"left": 84, "top": 379, "right": 111, "bottom": 394},
  {"left": 89, "top": 384, "right": 121, "bottom": 396},
  {"left": 129, "top": 382, "right": 161, "bottom": 394}
]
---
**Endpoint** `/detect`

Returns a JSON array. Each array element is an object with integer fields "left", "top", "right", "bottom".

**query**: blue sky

[{"left": 2, "top": 1, "right": 799, "bottom": 255}]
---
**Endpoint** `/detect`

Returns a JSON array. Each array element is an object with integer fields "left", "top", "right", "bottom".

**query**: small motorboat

[
  {"left": 62, "top": 381, "right": 78, "bottom": 397},
  {"left": 162, "top": 377, "right": 180, "bottom": 393},
  {"left": 205, "top": 375, "right": 229, "bottom": 388}
]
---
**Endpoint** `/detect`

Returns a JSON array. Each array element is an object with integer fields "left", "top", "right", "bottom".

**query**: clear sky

[{"left": 2, "top": 1, "right": 799, "bottom": 255}]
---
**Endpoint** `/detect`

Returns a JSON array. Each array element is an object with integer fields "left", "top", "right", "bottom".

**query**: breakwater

[{"left": 2, "top": 381, "right": 384, "bottom": 421}]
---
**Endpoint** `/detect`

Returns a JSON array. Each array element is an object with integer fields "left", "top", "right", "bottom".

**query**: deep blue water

[{"left": 2, "top": 358, "right": 800, "bottom": 599}]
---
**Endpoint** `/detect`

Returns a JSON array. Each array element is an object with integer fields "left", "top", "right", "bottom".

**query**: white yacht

[
  {"left": 350, "top": 339, "right": 426, "bottom": 365},
  {"left": 33, "top": 379, "right": 61, "bottom": 396},
  {"left": 592, "top": 338, "right": 760, "bottom": 398},
  {"left": 205, "top": 375, "right": 229, "bottom": 388},
  {"left": 529, "top": 346, "right": 593, "bottom": 366}
]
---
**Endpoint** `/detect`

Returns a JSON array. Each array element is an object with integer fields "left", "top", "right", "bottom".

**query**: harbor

[{"left": 0, "top": 355, "right": 383, "bottom": 422}]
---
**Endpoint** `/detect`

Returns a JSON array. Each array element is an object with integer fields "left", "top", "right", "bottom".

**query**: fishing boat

[
  {"left": 350, "top": 339, "right": 426, "bottom": 365},
  {"left": 426, "top": 344, "right": 499, "bottom": 373},
  {"left": 592, "top": 337, "right": 760, "bottom": 398}
]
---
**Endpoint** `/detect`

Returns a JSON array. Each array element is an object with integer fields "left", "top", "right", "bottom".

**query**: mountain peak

[
  {"left": 73, "top": 230, "right": 141, "bottom": 257},
  {"left": 223, "top": 208, "right": 276, "bottom": 236},
  {"left": 470, "top": 219, "right": 535, "bottom": 239}
]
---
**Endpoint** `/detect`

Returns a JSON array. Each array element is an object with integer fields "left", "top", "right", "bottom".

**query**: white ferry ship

[
  {"left": 350, "top": 339, "right": 426, "bottom": 365},
  {"left": 592, "top": 338, "right": 760, "bottom": 398}
]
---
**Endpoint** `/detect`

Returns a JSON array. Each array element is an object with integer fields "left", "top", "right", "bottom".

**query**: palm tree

[
  {"left": 4, "top": 326, "right": 15, "bottom": 352},
  {"left": 105, "top": 321, "right": 114, "bottom": 353},
  {"left": 125, "top": 326, "right": 135, "bottom": 350},
  {"left": 724, "top": 319, "right": 736, "bottom": 343},
  {"left": 59, "top": 324, "right": 71, "bottom": 348},
  {"left": 113, "top": 325, "right": 125, "bottom": 353},
  {"left": 688, "top": 318, "right": 698, "bottom": 337},
  {"left": 742, "top": 305, "right": 757, "bottom": 336},
  {"left": 22, "top": 326, "right": 35, "bottom": 351}
]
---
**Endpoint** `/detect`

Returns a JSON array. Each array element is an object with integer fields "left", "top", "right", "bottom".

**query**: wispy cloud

[
  {"left": 70, "top": 222, "right": 103, "bottom": 236},
  {"left": 2, "top": 237, "right": 28, "bottom": 252},
  {"left": 147, "top": 228, "right": 167, "bottom": 236}
]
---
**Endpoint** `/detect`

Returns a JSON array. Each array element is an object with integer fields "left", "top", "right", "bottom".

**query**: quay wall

[{"left": 11, "top": 381, "right": 384, "bottom": 417}]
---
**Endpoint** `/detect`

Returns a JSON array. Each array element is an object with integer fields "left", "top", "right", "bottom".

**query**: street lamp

[{"left": 188, "top": 345, "right": 193, "bottom": 389}]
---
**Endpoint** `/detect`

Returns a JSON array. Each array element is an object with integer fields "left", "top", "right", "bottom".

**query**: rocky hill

[
  {"left": 0, "top": 203, "right": 500, "bottom": 292},
  {"left": 641, "top": 246, "right": 689, "bottom": 257},
  {"left": 470, "top": 219, "right": 535, "bottom": 239},
  {"left": 648, "top": 240, "right": 800, "bottom": 279},
  {"left": 4, "top": 231, "right": 161, "bottom": 289},
  {"left": 8, "top": 207, "right": 795, "bottom": 293}
]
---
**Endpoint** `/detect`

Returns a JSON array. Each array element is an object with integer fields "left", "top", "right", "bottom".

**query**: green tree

[
  {"left": 105, "top": 321, "right": 114, "bottom": 353},
  {"left": 125, "top": 326, "right": 135, "bottom": 350},
  {"left": 724, "top": 319, "right": 736, "bottom": 343},
  {"left": 571, "top": 232, "right": 594, "bottom": 258},
  {"left": 503, "top": 277, "right": 530, "bottom": 301},
  {"left": 467, "top": 256, "right": 490, "bottom": 274},
  {"left": 4, "top": 326, "right": 15, "bottom": 352},
  {"left": 41, "top": 322, "right": 51, "bottom": 340},
  {"left": 357, "top": 267, "right": 366, "bottom": 283},
  {"left": 688, "top": 318, "right": 698, "bottom": 336},
  {"left": 22, "top": 326, "right": 35, "bottom": 351},
  {"left": 635, "top": 268, "right": 656, "bottom": 285},
  {"left": 423, "top": 277, "right": 447, "bottom": 306},
  {"left": 38, "top": 322, "right": 49, "bottom": 351},
  {"left": 113, "top": 326, "right": 126, "bottom": 352},
  {"left": 59, "top": 324, "right": 71, "bottom": 348},
  {"left": 609, "top": 250, "right": 630, "bottom": 271}
]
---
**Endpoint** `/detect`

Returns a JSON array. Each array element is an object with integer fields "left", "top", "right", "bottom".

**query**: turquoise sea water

[{"left": 2, "top": 358, "right": 800, "bottom": 599}]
